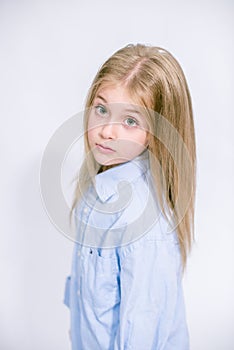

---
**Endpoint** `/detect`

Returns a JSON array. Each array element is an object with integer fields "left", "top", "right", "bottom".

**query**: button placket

[{"left": 77, "top": 255, "right": 82, "bottom": 297}]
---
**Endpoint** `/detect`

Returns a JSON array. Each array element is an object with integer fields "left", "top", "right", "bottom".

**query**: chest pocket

[{"left": 83, "top": 249, "right": 120, "bottom": 314}]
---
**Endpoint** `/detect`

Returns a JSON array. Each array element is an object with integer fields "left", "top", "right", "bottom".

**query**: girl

[{"left": 64, "top": 44, "right": 196, "bottom": 350}]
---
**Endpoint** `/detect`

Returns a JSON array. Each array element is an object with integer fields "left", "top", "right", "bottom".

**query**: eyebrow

[
  {"left": 124, "top": 108, "right": 141, "bottom": 115},
  {"left": 96, "top": 95, "right": 107, "bottom": 103},
  {"left": 95, "top": 95, "right": 142, "bottom": 115}
]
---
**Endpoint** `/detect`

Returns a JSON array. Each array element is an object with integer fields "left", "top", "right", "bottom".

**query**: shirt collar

[{"left": 95, "top": 150, "right": 149, "bottom": 202}]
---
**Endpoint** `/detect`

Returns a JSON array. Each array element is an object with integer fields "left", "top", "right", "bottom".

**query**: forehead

[{"left": 95, "top": 83, "right": 141, "bottom": 106}]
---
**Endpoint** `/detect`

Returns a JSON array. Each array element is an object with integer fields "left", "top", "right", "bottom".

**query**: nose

[{"left": 99, "top": 122, "right": 118, "bottom": 139}]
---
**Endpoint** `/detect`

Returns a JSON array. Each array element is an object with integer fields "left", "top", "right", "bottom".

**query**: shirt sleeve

[
  {"left": 114, "top": 237, "right": 189, "bottom": 350},
  {"left": 63, "top": 275, "right": 71, "bottom": 308}
]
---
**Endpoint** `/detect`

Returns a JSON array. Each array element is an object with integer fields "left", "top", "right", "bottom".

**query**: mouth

[{"left": 95, "top": 143, "right": 115, "bottom": 154}]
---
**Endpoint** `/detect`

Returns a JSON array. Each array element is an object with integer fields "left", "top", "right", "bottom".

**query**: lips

[{"left": 95, "top": 143, "right": 115, "bottom": 154}]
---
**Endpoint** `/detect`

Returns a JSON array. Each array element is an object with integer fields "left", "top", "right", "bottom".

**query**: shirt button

[
  {"left": 77, "top": 250, "right": 81, "bottom": 256},
  {"left": 77, "top": 290, "right": 80, "bottom": 296},
  {"left": 83, "top": 207, "right": 88, "bottom": 214}
]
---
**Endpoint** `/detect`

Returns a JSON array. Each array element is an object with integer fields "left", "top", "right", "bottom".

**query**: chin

[{"left": 95, "top": 156, "right": 128, "bottom": 166}]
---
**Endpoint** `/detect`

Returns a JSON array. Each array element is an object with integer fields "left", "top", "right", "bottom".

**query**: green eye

[
  {"left": 124, "top": 117, "right": 138, "bottom": 127},
  {"left": 95, "top": 105, "right": 108, "bottom": 116}
]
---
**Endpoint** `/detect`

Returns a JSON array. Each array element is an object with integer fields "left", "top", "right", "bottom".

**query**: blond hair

[{"left": 72, "top": 44, "right": 196, "bottom": 267}]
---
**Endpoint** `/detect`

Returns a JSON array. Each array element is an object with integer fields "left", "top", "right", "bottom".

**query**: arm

[{"left": 114, "top": 237, "right": 189, "bottom": 350}]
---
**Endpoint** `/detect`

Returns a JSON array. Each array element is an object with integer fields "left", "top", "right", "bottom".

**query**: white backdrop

[{"left": 1, "top": 0, "right": 233, "bottom": 349}]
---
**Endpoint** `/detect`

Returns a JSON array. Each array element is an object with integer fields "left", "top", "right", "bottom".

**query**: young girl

[{"left": 64, "top": 44, "right": 196, "bottom": 350}]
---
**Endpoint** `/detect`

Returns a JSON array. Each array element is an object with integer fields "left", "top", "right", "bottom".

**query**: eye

[
  {"left": 124, "top": 117, "right": 138, "bottom": 127},
  {"left": 95, "top": 104, "right": 108, "bottom": 117}
]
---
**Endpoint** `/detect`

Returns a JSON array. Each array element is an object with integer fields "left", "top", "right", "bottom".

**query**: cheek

[
  {"left": 129, "top": 130, "right": 148, "bottom": 147},
  {"left": 139, "top": 130, "right": 148, "bottom": 146},
  {"left": 87, "top": 124, "right": 99, "bottom": 145},
  {"left": 87, "top": 113, "right": 103, "bottom": 143},
  {"left": 142, "top": 131, "right": 149, "bottom": 146},
  {"left": 87, "top": 129, "right": 94, "bottom": 147}
]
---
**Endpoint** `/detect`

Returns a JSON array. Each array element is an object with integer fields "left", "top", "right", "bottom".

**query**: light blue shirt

[{"left": 64, "top": 151, "right": 189, "bottom": 350}]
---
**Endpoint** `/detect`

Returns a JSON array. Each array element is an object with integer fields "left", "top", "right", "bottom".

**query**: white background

[{"left": 1, "top": 0, "right": 233, "bottom": 349}]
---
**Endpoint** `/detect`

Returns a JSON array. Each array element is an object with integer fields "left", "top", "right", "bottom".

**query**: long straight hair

[{"left": 72, "top": 44, "right": 196, "bottom": 267}]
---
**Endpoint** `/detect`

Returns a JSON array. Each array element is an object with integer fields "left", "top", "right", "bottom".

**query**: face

[{"left": 87, "top": 84, "right": 149, "bottom": 166}]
